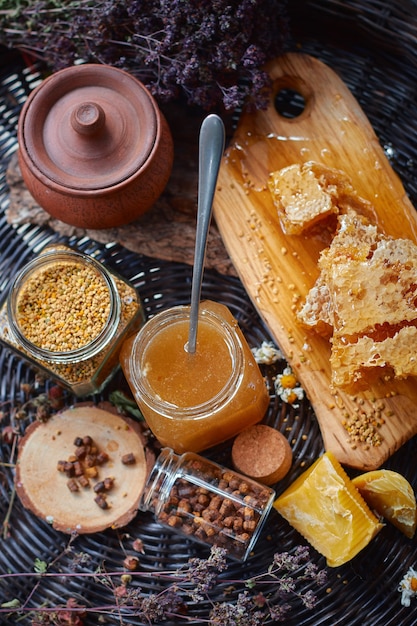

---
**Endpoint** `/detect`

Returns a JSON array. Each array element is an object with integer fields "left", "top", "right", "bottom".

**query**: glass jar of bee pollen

[{"left": 0, "top": 245, "right": 144, "bottom": 396}]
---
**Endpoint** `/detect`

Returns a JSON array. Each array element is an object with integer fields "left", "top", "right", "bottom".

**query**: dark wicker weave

[{"left": 1, "top": 1, "right": 417, "bottom": 624}]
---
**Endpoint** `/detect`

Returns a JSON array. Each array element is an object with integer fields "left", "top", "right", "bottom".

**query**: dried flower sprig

[
  {"left": 0, "top": 539, "right": 327, "bottom": 625},
  {"left": 252, "top": 341, "right": 305, "bottom": 407},
  {"left": 275, "top": 365, "right": 305, "bottom": 407},
  {"left": 0, "top": 0, "right": 290, "bottom": 112},
  {"left": 252, "top": 340, "right": 283, "bottom": 365},
  {"left": 399, "top": 565, "right": 417, "bottom": 607}
]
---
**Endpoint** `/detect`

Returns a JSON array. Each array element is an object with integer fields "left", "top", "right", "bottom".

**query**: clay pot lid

[{"left": 19, "top": 64, "right": 158, "bottom": 191}]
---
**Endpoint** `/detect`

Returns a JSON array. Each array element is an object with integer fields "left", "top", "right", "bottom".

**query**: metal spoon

[{"left": 187, "top": 113, "right": 225, "bottom": 354}]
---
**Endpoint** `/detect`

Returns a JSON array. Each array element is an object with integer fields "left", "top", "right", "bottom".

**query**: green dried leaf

[
  {"left": 109, "top": 390, "right": 144, "bottom": 420},
  {"left": 1, "top": 598, "right": 20, "bottom": 608},
  {"left": 33, "top": 558, "right": 48, "bottom": 574}
]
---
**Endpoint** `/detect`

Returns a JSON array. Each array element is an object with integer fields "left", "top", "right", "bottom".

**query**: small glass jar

[
  {"left": 120, "top": 300, "right": 270, "bottom": 453},
  {"left": 140, "top": 448, "right": 275, "bottom": 561},
  {"left": 0, "top": 244, "right": 144, "bottom": 396}
]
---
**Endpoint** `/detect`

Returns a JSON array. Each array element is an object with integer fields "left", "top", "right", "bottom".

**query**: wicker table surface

[{"left": 1, "top": 1, "right": 417, "bottom": 624}]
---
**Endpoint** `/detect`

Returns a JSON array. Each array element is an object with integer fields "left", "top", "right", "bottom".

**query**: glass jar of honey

[
  {"left": 0, "top": 244, "right": 144, "bottom": 396},
  {"left": 140, "top": 447, "right": 275, "bottom": 561},
  {"left": 120, "top": 300, "right": 269, "bottom": 453}
]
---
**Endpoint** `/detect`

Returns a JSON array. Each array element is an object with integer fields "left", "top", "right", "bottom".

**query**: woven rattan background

[{"left": 1, "top": 1, "right": 417, "bottom": 624}]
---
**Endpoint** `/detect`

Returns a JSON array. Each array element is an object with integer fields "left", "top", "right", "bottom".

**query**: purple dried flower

[
  {"left": 301, "top": 589, "right": 318, "bottom": 610},
  {"left": 277, "top": 575, "right": 297, "bottom": 593},
  {"left": 178, "top": 546, "right": 228, "bottom": 601},
  {"left": 304, "top": 561, "right": 328, "bottom": 585},
  {"left": 269, "top": 602, "right": 292, "bottom": 621},
  {"left": 0, "top": 0, "right": 290, "bottom": 111},
  {"left": 209, "top": 591, "right": 265, "bottom": 626},
  {"left": 139, "top": 593, "right": 167, "bottom": 622}
]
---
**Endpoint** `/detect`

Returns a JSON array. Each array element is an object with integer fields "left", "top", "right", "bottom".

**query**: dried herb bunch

[
  {"left": 0, "top": 0, "right": 290, "bottom": 111},
  {"left": 0, "top": 538, "right": 328, "bottom": 625}
]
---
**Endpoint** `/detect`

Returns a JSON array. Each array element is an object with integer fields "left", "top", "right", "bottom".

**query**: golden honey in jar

[
  {"left": 0, "top": 245, "right": 144, "bottom": 396},
  {"left": 120, "top": 300, "right": 269, "bottom": 453}
]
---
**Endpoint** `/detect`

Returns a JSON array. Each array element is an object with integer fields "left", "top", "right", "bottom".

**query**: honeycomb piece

[
  {"left": 296, "top": 275, "right": 333, "bottom": 335},
  {"left": 268, "top": 161, "right": 374, "bottom": 235},
  {"left": 298, "top": 209, "right": 417, "bottom": 390},
  {"left": 325, "top": 235, "right": 417, "bottom": 336},
  {"left": 268, "top": 163, "right": 337, "bottom": 234},
  {"left": 298, "top": 210, "right": 378, "bottom": 335},
  {"left": 331, "top": 325, "right": 417, "bottom": 390}
]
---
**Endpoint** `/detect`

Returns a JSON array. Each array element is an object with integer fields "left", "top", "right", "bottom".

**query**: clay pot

[{"left": 17, "top": 64, "right": 174, "bottom": 229}]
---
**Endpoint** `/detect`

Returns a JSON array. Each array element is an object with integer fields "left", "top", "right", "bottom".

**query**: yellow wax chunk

[
  {"left": 352, "top": 469, "right": 417, "bottom": 539},
  {"left": 273, "top": 451, "right": 383, "bottom": 567}
]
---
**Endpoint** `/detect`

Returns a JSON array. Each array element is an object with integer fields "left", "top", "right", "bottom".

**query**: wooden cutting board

[{"left": 213, "top": 53, "right": 417, "bottom": 471}]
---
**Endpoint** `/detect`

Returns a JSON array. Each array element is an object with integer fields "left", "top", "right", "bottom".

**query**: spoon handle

[{"left": 188, "top": 114, "right": 225, "bottom": 353}]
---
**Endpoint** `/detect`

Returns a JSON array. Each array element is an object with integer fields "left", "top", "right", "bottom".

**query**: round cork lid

[
  {"left": 232, "top": 424, "right": 293, "bottom": 485},
  {"left": 15, "top": 405, "right": 152, "bottom": 534},
  {"left": 19, "top": 64, "right": 158, "bottom": 191}
]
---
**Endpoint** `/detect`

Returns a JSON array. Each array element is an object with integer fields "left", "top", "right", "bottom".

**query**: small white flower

[
  {"left": 279, "top": 385, "right": 305, "bottom": 404},
  {"left": 251, "top": 341, "right": 283, "bottom": 365},
  {"left": 274, "top": 366, "right": 305, "bottom": 407},
  {"left": 399, "top": 566, "right": 417, "bottom": 607}
]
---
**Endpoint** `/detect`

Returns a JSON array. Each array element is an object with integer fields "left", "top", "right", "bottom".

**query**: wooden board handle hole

[{"left": 274, "top": 87, "right": 306, "bottom": 118}]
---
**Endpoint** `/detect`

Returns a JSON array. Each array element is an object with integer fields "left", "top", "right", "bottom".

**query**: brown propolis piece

[{"left": 231, "top": 424, "right": 292, "bottom": 486}]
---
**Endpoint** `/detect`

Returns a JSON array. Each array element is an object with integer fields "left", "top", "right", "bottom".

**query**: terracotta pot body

[{"left": 18, "top": 64, "right": 174, "bottom": 229}]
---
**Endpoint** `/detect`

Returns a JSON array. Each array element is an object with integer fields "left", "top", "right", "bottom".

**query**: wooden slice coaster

[{"left": 15, "top": 405, "right": 153, "bottom": 533}]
